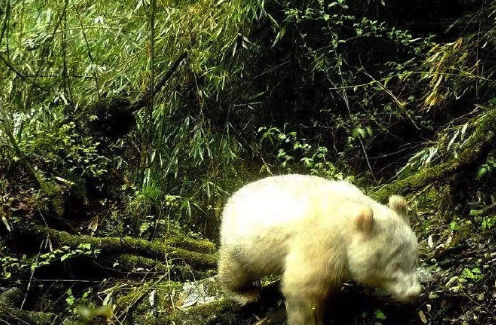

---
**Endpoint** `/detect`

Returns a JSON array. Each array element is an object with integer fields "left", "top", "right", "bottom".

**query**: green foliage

[
  {"left": 66, "top": 289, "right": 75, "bottom": 307},
  {"left": 16, "top": 118, "right": 108, "bottom": 178},
  {"left": 468, "top": 207, "right": 496, "bottom": 231},
  {"left": 0, "top": 0, "right": 443, "bottom": 231},
  {"left": 1, "top": 0, "right": 494, "bottom": 235},
  {"left": 462, "top": 267, "right": 483, "bottom": 281},
  {"left": 126, "top": 185, "right": 180, "bottom": 236},
  {"left": 259, "top": 126, "right": 346, "bottom": 179},
  {"left": 237, "top": 0, "right": 436, "bottom": 179},
  {"left": 0, "top": 101, "right": 109, "bottom": 218},
  {"left": 447, "top": 267, "right": 484, "bottom": 292},
  {"left": 444, "top": 267, "right": 481, "bottom": 294},
  {"left": 0, "top": 256, "right": 21, "bottom": 279},
  {"left": 136, "top": 111, "right": 242, "bottom": 226},
  {"left": 1, "top": 244, "right": 100, "bottom": 280},
  {"left": 374, "top": 308, "right": 387, "bottom": 320},
  {"left": 36, "top": 176, "right": 66, "bottom": 215},
  {"left": 0, "top": 101, "right": 108, "bottom": 190},
  {"left": 396, "top": 121, "right": 471, "bottom": 180},
  {"left": 1, "top": 0, "right": 263, "bottom": 226},
  {"left": 1, "top": 0, "right": 496, "bottom": 322},
  {"left": 477, "top": 156, "right": 496, "bottom": 179},
  {"left": 33, "top": 244, "right": 101, "bottom": 271},
  {"left": 449, "top": 220, "right": 460, "bottom": 231},
  {"left": 413, "top": 2, "right": 496, "bottom": 110},
  {"left": 124, "top": 0, "right": 260, "bottom": 224},
  {"left": 481, "top": 216, "right": 496, "bottom": 230}
]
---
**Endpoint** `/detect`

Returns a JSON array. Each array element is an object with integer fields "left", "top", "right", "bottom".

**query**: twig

[
  {"left": 20, "top": 241, "right": 44, "bottom": 310},
  {"left": 116, "top": 274, "right": 168, "bottom": 323},
  {"left": 127, "top": 51, "right": 188, "bottom": 113},
  {"left": 360, "top": 67, "right": 419, "bottom": 130},
  {"left": 0, "top": 0, "right": 10, "bottom": 49},
  {"left": 76, "top": 8, "right": 101, "bottom": 99},
  {"left": 327, "top": 68, "right": 376, "bottom": 182},
  {"left": 0, "top": 99, "right": 42, "bottom": 189},
  {"left": 0, "top": 54, "right": 47, "bottom": 91},
  {"left": 61, "top": 0, "right": 73, "bottom": 103}
]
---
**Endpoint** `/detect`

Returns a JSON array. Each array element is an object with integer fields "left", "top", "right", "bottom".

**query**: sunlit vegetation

[{"left": 1, "top": 0, "right": 496, "bottom": 323}]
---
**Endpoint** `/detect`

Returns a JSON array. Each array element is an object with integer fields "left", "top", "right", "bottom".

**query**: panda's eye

[{"left": 391, "top": 263, "right": 401, "bottom": 272}]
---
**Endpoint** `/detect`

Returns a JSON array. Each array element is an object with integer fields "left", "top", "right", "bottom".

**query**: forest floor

[{"left": 2, "top": 168, "right": 496, "bottom": 325}]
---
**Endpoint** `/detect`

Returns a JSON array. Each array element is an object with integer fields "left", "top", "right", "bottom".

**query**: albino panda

[{"left": 218, "top": 174, "right": 421, "bottom": 325}]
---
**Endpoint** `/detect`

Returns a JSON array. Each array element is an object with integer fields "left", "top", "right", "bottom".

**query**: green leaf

[
  {"left": 352, "top": 127, "right": 367, "bottom": 139},
  {"left": 449, "top": 221, "right": 460, "bottom": 231},
  {"left": 374, "top": 309, "right": 387, "bottom": 320},
  {"left": 469, "top": 209, "right": 483, "bottom": 216},
  {"left": 78, "top": 243, "right": 92, "bottom": 250},
  {"left": 366, "top": 127, "right": 373, "bottom": 137},
  {"left": 1, "top": 216, "right": 11, "bottom": 232},
  {"left": 66, "top": 289, "right": 74, "bottom": 306}
]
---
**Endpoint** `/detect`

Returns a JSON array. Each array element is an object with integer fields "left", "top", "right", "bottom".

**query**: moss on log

[
  {"left": 14, "top": 223, "right": 218, "bottom": 270},
  {"left": 0, "top": 303, "right": 58, "bottom": 324},
  {"left": 374, "top": 108, "right": 496, "bottom": 202}
]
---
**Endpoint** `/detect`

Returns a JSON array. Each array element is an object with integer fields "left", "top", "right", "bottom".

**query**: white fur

[{"left": 218, "top": 174, "right": 420, "bottom": 325}]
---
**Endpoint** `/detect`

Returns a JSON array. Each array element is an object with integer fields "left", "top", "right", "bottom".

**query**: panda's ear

[
  {"left": 389, "top": 195, "right": 409, "bottom": 223},
  {"left": 355, "top": 207, "right": 374, "bottom": 235}
]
